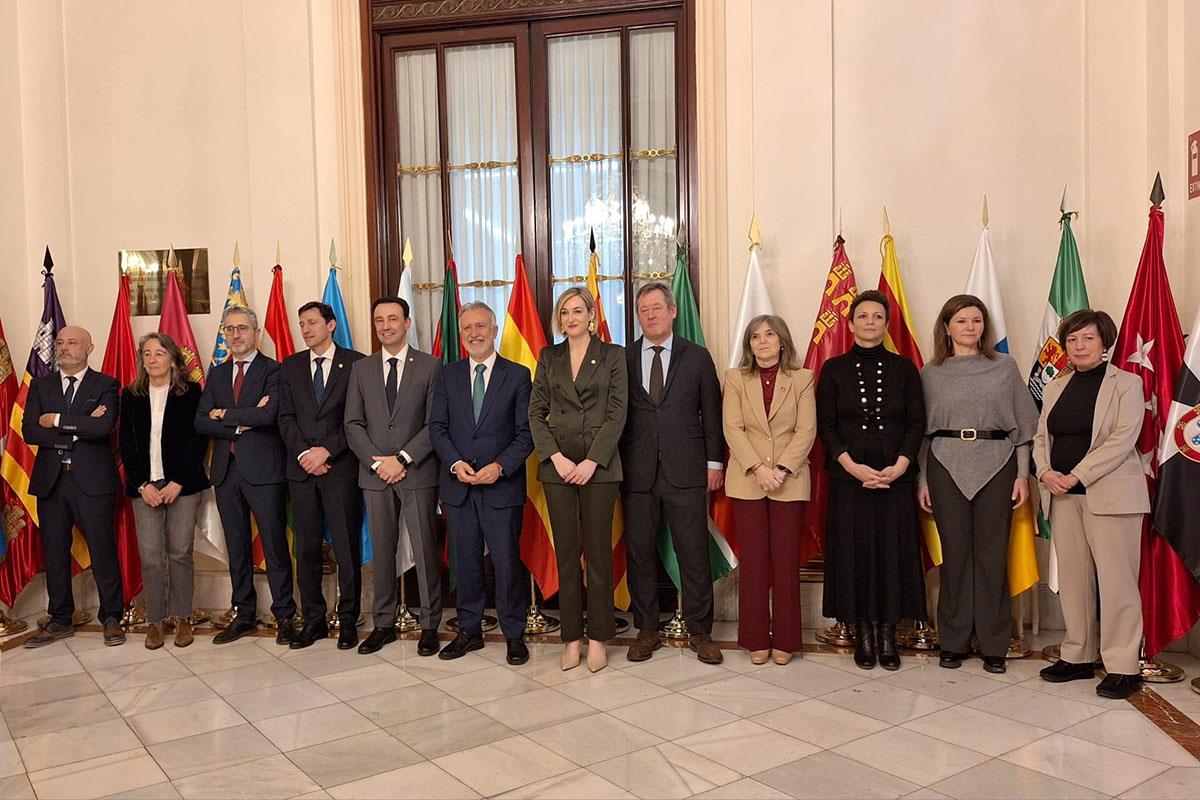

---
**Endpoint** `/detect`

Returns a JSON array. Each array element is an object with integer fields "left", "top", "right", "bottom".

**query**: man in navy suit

[
  {"left": 429, "top": 302, "right": 534, "bottom": 665},
  {"left": 23, "top": 326, "right": 126, "bottom": 648},
  {"left": 195, "top": 305, "right": 296, "bottom": 645}
]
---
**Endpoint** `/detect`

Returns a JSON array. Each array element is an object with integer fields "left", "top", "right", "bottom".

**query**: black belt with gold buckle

[{"left": 931, "top": 428, "right": 1008, "bottom": 441}]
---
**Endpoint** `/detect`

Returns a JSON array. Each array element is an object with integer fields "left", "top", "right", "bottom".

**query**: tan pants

[{"left": 1051, "top": 495, "right": 1143, "bottom": 674}]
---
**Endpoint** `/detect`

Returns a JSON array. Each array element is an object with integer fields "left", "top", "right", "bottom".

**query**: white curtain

[
  {"left": 548, "top": 32, "right": 626, "bottom": 343},
  {"left": 394, "top": 49, "right": 443, "bottom": 351},
  {"left": 630, "top": 27, "right": 678, "bottom": 285},
  {"left": 446, "top": 43, "right": 521, "bottom": 345}
]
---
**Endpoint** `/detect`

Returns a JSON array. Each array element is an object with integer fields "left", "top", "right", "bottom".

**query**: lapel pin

[
  {"left": 590, "top": 359, "right": 596, "bottom": 365},
  {"left": 337, "top": 363, "right": 344, "bottom": 369}
]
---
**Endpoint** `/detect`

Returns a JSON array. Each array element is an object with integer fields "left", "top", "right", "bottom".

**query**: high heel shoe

[
  {"left": 771, "top": 648, "right": 793, "bottom": 665},
  {"left": 749, "top": 649, "right": 770, "bottom": 665},
  {"left": 587, "top": 639, "right": 608, "bottom": 673},
  {"left": 561, "top": 641, "right": 581, "bottom": 671}
]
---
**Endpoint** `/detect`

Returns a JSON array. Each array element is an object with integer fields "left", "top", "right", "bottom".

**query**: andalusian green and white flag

[{"left": 655, "top": 244, "right": 738, "bottom": 590}]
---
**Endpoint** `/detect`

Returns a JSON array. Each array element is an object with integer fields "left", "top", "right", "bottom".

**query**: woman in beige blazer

[
  {"left": 1033, "top": 309, "right": 1149, "bottom": 700},
  {"left": 723, "top": 314, "right": 816, "bottom": 664}
]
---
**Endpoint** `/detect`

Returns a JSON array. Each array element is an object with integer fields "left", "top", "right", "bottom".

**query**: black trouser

[
  {"left": 544, "top": 481, "right": 619, "bottom": 642},
  {"left": 444, "top": 493, "right": 525, "bottom": 639},
  {"left": 38, "top": 470, "right": 124, "bottom": 625},
  {"left": 927, "top": 452, "right": 1016, "bottom": 658},
  {"left": 623, "top": 465, "right": 713, "bottom": 635},
  {"left": 290, "top": 475, "right": 362, "bottom": 626},
  {"left": 215, "top": 456, "right": 295, "bottom": 623}
]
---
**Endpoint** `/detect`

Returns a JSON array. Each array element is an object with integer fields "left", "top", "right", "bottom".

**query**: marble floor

[{"left": 1, "top": 620, "right": 1198, "bottom": 800}]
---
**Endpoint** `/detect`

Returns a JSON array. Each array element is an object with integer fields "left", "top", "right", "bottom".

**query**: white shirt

[
  {"left": 148, "top": 384, "right": 169, "bottom": 481},
  {"left": 310, "top": 343, "right": 336, "bottom": 380},
  {"left": 450, "top": 351, "right": 499, "bottom": 476},
  {"left": 371, "top": 344, "right": 412, "bottom": 472},
  {"left": 230, "top": 350, "right": 258, "bottom": 388},
  {"left": 641, "top": 335, "right": 722, "bottom": 472},
  {"left": 54, "top": 367, "right": 90, "bottom": 436}
]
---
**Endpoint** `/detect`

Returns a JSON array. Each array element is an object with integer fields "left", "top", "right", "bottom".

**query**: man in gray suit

[{"left": 345, "top": 296, "right": 443, "bottom": 655}]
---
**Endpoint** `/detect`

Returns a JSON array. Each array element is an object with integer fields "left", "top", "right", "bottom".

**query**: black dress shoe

[
  {"left": 439, "top": 632, "right": 484, "bottom": 660},
  {"left": 982, "top": 655, "right": 1007, "bottom": 674},
  {"left": 289, "top": 622, "right": 330, "bottom": 650},
  {"left": 507, "top": 637, "right": 530, "bottom": 665},
  {"left": 337, "top": 625, "right": 358, "bottom": 651},
  {"left": 939, "top": 650, "right": 964, "bottom": 669},
  {"left": 1040, "top": 659, "right": 1096, "bottom": 683},
  {"left": 358, "top": 627, "right": 396, "bottom": 654},
  {"left": 877, "top": 622, "right": 900, "bottom": 671},
  {"left": 853, "top": 620, "right": 877, "bottom": 670},
  {"left": 213, "top": 618, "right": 257, "bottom": 645},
  {"left": 275, "top": 618, "right": 298, "bottom": 646},
  {"left": 1097, "top": 672, "right": 1143, "bottom": 699},
  {"left": 417, "top": 628, "right": 440, "bottom": 656}
]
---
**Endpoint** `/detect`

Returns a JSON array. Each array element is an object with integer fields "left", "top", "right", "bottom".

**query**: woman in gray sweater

[{"left": 917, "top": 295, "right": 1038, "bottom": 674}]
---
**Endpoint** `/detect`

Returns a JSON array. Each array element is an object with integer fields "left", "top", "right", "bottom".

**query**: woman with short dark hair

[
  {"left": 917, "top": 295, "right": 1038, "bottom": 674},
  {"left": 1033, "top": 309, "right": 1147, "bottom": 699},
  {"left": 119, "top": 332, "right": 209, "bottom": 649},
  {"left": 817, "top": 290, "right": 926, "bottom": 670}
]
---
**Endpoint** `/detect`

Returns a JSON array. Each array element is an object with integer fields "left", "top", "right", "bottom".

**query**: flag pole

[{"left": 524, "top": 574, "right": 560, "bottom": 635}]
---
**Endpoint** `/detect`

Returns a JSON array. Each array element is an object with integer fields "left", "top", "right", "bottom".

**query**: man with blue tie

[{"left": 429, "top": 302, "right": 534, "bottom": 664}]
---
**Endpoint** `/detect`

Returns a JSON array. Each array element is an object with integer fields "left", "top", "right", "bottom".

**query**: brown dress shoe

[
  {"left": 24, "top": 620, "right": 74, "bottom": 648},
  {"left": 626, "top": 630, "right": 662, "bottom": 662},
  {"left": 174, "top": 616, "right": 193, "bottom": 648},
  {"left": 689, "top": 633, "right": 724, "bottom": 664},
  {"left": 144, "top": 623, "right": 164, "bottom": 650},
  {"left": 103, "top": 620, "right": 127, "bottom": 647}
]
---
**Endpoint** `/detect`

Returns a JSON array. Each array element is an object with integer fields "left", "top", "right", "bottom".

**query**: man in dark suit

[
  {"left": 429, "top": 302, "right": 533, "bottom": 665},
  {"left": 195, "top": 305, "right": 296, "bottom": 645},
  {"left": 620, "top": 282, "right": 725, "bottom": 664},
  {"left": 344, "top": 296, "right": 442, "bottom": 656},
  {"left": 23, "top": 326, "right": 126, "bottom": 648},
  {"left": 279, "top": 301, "right": 366, "bottom": 650}
]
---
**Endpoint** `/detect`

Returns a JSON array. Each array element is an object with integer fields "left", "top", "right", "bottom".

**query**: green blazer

[{"left": 528, "top": 336, "right": 628, "bottom": 484}]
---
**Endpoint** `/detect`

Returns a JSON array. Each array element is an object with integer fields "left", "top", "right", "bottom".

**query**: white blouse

[{"left": 148, "top": 384, "right": 169, "bottom": 482}]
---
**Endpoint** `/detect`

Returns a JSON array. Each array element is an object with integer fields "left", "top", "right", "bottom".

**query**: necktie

[
  {"left": 649, "top": 346, "right": 664, "bottom": 404},
  {"left": 63, "top": 375, "right": 78, "bottom": 407},
  {"left": 233, "top": 360, "right": 246, "bottom": 404},
  {"left": 385, "top": 357, "right": 399, "bottom": 412},
  {"left": 472, "top": 363, "right": 486, "bottom": 423},
  {"left": 313, "top": 357, "right": 326, "bottom": 405}
]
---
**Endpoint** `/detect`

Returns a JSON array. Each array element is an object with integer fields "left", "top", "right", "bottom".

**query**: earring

[{"left": 588, "top": 320, "right": 596, "bottom": 333}]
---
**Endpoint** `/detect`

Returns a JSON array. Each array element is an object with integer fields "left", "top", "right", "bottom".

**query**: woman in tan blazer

[
  {"left": 529, "top": 287, "right": 628, "bottom": 673},
  {"left": 1033, "top": 309, "right": 1149, "bottom": 700},
  {"left": 723, "top": 314, "right": 816, "bottom": 664}
]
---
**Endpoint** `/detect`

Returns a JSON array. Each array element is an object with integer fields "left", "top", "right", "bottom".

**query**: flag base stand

[
  {"left": 120, "top": 606, "right": 147, "bottom": 629},
  {"left": 1189, "top": 677, "right": 1200, "bottom": 695},
  {"left": 816, "top": 622, "right": 855, "bottom": 648},
  {"left": 210, "top": 607, "right": 237, "bottom": 630},
  {"left": 394, "top": 605, "right": 421, "bottom": 633},
  {"left": 0, "top": 609, "right": 29, "bottom": 636},
  {"left": 1042, "top": 644, "right": 1061, "bottom": 662},
  {"left": 1007, "top": 638, "right": 1032, "bottom": 659},
  {"left": 525, "top": 605, "right": 560, "bottom": 635},
  {"left": 661, "top": 592, "right": 690, "bottom": 645},
  {"left": 162, "top": 612, "right": 210, "bottom": 632},
  {"left": 1140, "top": 656, "right": 1184, "bottom": 683},
  {"left": 327, "top": 613, "right": 366, "bottom": 630},
  {"left": 258, "top": 614, "right": 301, "bottom": 629},
  {"left": 897, "top": 620, "right": 939, "bottom": 651},
  {"left": 447, "top": 615, "right": 498, "bottom": 633},
  {"left": 37, "top": 611, "right": 91, "bottom": 628},
  {"left": 581, "top": 613, "right": 630, "bottom": 637}
]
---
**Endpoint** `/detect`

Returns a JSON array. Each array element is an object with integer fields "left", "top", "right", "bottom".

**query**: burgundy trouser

[{"left": 731, "top": 497, "right": 804, "bottom": 652}]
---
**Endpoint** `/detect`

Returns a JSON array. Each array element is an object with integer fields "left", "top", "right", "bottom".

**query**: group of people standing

[{"left": 20, "top": 278, "right": 1149, "bottom": 700}]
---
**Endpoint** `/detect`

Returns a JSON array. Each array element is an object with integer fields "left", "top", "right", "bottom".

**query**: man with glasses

[{"left": 196, "top": 305, "right": 297, "bottom": 645}]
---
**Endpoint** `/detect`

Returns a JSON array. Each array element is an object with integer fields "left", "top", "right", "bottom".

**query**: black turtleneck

[{"left": 1047, "top": 364, "right": 1106, "bottom": 494}]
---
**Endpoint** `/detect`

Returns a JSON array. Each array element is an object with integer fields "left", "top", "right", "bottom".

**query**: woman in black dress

[{"left": 817, "top": 290, "right": 926, "bottom": 670}]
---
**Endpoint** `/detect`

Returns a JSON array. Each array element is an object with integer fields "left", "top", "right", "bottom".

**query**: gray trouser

[
  {"left": 132, "top": 492, "right": 201, "bottom": 623},
  {"left": 364, "top": 485, "right": 442, "bottom": 630}
]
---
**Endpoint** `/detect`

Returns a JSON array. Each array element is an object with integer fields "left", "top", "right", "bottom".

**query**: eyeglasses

[{"left": 222, "top": 325, "right": 253, "bottom": 335}]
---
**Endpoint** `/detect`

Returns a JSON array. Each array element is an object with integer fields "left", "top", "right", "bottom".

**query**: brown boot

[
  {"left": 173, "top": 616, "right": 193, "bottom": 648},
  {"left": 689, "top": 633, "right": 724, "bottom": 664},
  {"left": 626, "top": 629, "right": 662, "bottom": 662},
  {"left": 144, "top": 623, "right": 164, "bottom": 650}
]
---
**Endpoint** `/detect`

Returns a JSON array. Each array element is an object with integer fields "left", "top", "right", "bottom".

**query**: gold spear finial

[
  {"left": 328, "top": 238, "right": 337, "bottom": 268},
  {"left": 982, "top": 195, "right": 990, "bottom": 228},
  {"left": 402, "top": 237, "right": 413, "bottom": 267},
  {"left": 748, "top": 214, "right": 761, "bottom": 250},
  {"left": 883, "top": 206, "right": 891, "bottom": 236},
  {"left": 233, "top": 240, "right": 241, "bottom": 269},
  {"left": 275, "top": 239, "right": 281, "bottom": 265}
]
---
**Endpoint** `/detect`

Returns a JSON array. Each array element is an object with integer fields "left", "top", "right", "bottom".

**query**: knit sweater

[{"left": 918, "top": 354, "right": 1039, "bottom": 500}]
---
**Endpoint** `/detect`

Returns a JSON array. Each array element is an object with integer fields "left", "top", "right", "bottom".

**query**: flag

[
  {"left": 321, "top": 262, "right": 374, "bottom": 566},
  {"left": 1113, "top": 175, "right": 1200, "bottom": 657},
  {"left": 432, "top": 255, "right": 465, "bottom": 363},
  {"left": 0, "top": 250, "right": 68, "bottom": 606},
  {"left": 161, "top": 266, "right": 205, "bottom": 386},
  {"left": 727, "top": 218, "right": 773, "bottom": 369},
  {"left": 586, "top": 230, "right": 613, "bottom": 343},
  {"left": 264, "top": 264, "right": 296, "bottom": 362},
  {"left": 0, "top": 316, "right": 17, "bottom": 565},
  {"left": 798, "top": 235, "right": 859, "bottom": 565},
  {"left": 211, "top": 244, "right": 248, "bottom": 368},
  {"left": 1155, "top": 307, "right": 1200, "bottom": 584},
  {"left": 399, "top": 237, "right": 421, "bottom": 352},
  {"left": 963, "top": 219, "right": 1038, "bottom": 596},
  {"left": 657, "top": 245, "right": 738, "bottom": 588},
  {"left": 499, "top": 255, "right": 558, "bottom": 598},
  {"left": 877, "top": 228, "right": 940, "bottom": 569},
  {"left": 101, "top": 274, "right": 143, "bottom": 604}
]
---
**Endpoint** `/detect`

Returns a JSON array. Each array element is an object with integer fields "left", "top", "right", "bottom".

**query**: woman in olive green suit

[{"left": 529, "top": 287, "right": 628, "bottom": 673}]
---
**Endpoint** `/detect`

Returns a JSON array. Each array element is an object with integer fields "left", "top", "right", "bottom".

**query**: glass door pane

[{"left": 629, "top": 25, "right": 678, "bottom": 286}]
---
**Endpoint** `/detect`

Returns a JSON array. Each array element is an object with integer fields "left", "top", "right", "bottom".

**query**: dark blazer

[
  {"left": 23, "top": 369, "right": 121, "bottom": 497},
  {"left": 278, "top": 346, "right": 367, "bottom": 482},
  {"left": 194, "top": 353, "right": 286, "bottom": 486},
  {"left": 528, "top": 336, "right": 628, "bottom": 485},
  {"left": 118, "top": 381, "right": 209, "bottom": 497},
  {"left": 816, "top": 346, "right": 924, "bottom": 482},
  {"left": 429, "top": 355, "right": 533, "bottom": 508},
  {"left": 619, "top": 336, "right": 724, "bottom": 492}
]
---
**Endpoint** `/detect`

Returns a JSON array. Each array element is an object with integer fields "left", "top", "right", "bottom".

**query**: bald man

[{"left": 22, "top": 325, "right": 126, "bottom": 648}]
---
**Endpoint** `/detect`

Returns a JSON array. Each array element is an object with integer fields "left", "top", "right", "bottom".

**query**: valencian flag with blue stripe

[{"left": 0, "top": 249, "right": 70, "bottom": 606}]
